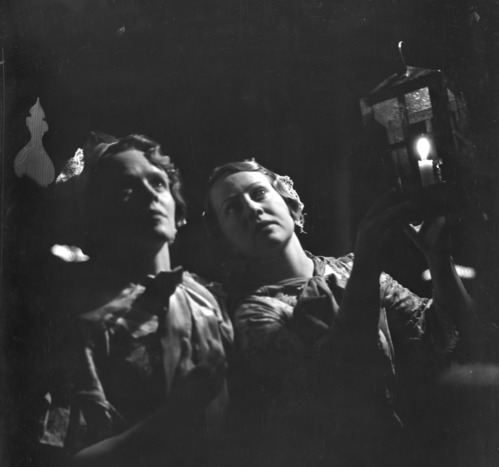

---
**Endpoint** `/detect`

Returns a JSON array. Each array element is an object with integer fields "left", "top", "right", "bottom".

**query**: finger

[
  {"left": 403, "top": 223, "right": 421, "bottom": 247},
  {"left": 373, "top": 202, "right": 415, "bottom": 233},
  {"left": 406, "top": 216, "right": 448, "bottom": 239},
  {"left": 409, "top": 223, "right": 422, "bottom": 233}
]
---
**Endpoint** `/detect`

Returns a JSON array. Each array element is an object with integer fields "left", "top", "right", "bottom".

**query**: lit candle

[{"left": 416, "top": 136, "right": 437, "bottom": 186}]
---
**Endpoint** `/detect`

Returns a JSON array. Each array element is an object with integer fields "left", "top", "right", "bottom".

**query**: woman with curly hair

[{"left": 55, "top": 133, "right": 233, "bottom": 467}]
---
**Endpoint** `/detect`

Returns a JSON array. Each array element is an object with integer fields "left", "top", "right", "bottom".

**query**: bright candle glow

[{"left": 415, "top": 136, "right": 431, "bottom": 160}]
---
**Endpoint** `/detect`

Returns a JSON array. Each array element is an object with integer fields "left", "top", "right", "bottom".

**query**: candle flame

[{"left": 416, "top": 136, "right": 431, "bottom": 160}]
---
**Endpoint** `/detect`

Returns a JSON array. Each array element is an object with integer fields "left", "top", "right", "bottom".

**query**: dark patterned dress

[{"left": 230, "top": 254, "right": 458, "bottom": 467}]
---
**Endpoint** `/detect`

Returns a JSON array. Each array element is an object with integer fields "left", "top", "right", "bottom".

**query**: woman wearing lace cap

[
  {"left": 52, "top": 133, "right": 234, "bottom": 467},
  {"left": 203, "top": 159, "right": 475, "bottom": 467}
]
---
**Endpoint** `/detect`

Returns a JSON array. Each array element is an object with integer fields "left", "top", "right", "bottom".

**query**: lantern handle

[{"left": 397, "top": 41, "right": 407, "bottom": 76}]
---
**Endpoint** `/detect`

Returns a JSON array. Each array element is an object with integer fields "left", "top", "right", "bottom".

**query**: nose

[
  {"left": 243, "top": 196, "right": 264, "bottom": 220},
  {"left": 136, "top": 180, "right": 159, "bottom": 204}
]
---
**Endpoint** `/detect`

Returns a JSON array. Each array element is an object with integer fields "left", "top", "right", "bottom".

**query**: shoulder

[
  {"left": 233, "top": 289, "right": 295, "bottom": 328},
  {"left": 77, "top": 283, "right": 147, "bottom": 341},
  {"left": 326, "top": 253, "right": 354, "bottom": 272},
  {"left": 182, "top": 270, "right": 227, "bottom": 309},
  {"left": 179, "top": 271, "right": 235, "bottom": 345},
  {"left": 309, "top": 252, "right": 354, "bottom": 281},
  {"left": 184, "top": 271, "right": 226, "bottom": 298}
]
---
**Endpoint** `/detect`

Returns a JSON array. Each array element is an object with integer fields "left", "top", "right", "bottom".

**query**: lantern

[{"left": 360, "top": 42, "right": 466, "bottom": 199}]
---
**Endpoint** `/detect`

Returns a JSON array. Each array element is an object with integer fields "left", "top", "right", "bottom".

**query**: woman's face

[
  {"left": 209, "top": 171, "right": 296, "bottom": 260},
  {"left": 91, "top": 149, "right": 177, "bottom": 250}
]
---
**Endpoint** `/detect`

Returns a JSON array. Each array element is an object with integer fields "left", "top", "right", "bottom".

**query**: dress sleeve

[
  {"left": 380, "top": 272, "right": 458, "bottom": 355},
  {"left": 204, "top": 281, "right": 234, "bottom": 351},
  {"left": 233, "top": 296, "right": 310, "bottom": 390},
  {"left": 378, "top": 272, "right": 462, "bottom": 405},
  {"left": 185, "top": 272, "right": 234, "bottom": 352}
]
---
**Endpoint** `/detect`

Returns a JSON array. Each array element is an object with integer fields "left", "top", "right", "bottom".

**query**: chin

[
  {"left": 134, "top": 228, "right": 175, "bottom": 248},
  {"left": 154, "top": 229, "right": 177, "bottom": 244}
]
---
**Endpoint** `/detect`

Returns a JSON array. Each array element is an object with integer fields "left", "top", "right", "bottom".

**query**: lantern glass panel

[
  {"left": 383, "top": 146, "right": 418, "bottom": 193},
  {"left": 394, "top": 147, "right": 417, "bottom": 192},
  {"left": 393, "top": 147, "right": 412, "bottom": 179},
  {"left": 373, "top": 98, "right": 404, "bottom": 144},
  {"left": 405, "top": 87, "right": 432, "bottom": 124}
]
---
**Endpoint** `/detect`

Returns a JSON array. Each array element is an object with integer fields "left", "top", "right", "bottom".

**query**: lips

[
  {"left": 253, "top": 220, "right": 276, "bottom": 235},
  {"left": 146, "top": 206, "right": 167, "bottom": 216},
  {"left": 142, "top": 209, "right": 168, "bottom": 222},
  {"left": 149, "top": 210, "right": 166, "bottom": 217}
]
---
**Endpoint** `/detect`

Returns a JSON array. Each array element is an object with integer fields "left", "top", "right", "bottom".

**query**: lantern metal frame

[{"left": 359, "top": 49, "right": 460, "bottom": 195}]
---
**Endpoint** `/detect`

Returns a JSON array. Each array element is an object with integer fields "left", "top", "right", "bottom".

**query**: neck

[
  {"left": 247, "top": 233, "right": 314, "bottom": 284},
  {"left": 93, "top": 242, "right": 172, "bottom": 286}
]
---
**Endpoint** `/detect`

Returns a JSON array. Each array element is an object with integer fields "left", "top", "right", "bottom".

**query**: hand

[
  {"left": 171, "top": 338, "right": 227, "bottom": 407},
  {"left": 71, "top": 338, "right": 227, "bottom": 467},
  {"left": 353, "top": 190, "right": 414, "bottom": 273},
  {"left": 404, "top": 216, "right": 452, "bottom": 262}
]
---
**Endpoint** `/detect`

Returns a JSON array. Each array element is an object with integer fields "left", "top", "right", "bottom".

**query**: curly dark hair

[
  {"left": 80, "top": 133, "right": 187, "bottom": 256},
  {"left": 203, "top": 159, "right": 305, "bottom": 250}
]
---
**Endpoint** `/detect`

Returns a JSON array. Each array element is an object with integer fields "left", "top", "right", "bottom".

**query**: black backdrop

[
  {"left": 2, "top": 1, "right": 499, "bottom": 466},
  {"left": 2, "top": 1, "right": 499, "bottom": 460},
  {"left": 3, "top": 0, "right": 499, "bottom": 332},
  {"left": 3, "top": 1, "right": 499, "bottom": 325}
]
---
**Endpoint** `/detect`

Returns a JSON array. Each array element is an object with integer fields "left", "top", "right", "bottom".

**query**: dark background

[
  {"left": 3, "top": 0, "right": 499, "bottom": 291},
  {"left": 1, "top": 0, "right": 499, "bottom": 462},
  {"left": 3, "top": 3, "right": 499, "bottom": 328}
]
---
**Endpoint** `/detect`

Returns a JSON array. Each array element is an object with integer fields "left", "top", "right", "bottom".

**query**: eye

[
  {"left": 115, "top": 180, "right": 134, "bottom": 199},
  {"left": 149, "top": 175, "right": 169, "bottom": 192},
  {"left": 252, "top": 186, "right": 269, "bottom": 201},
  {"left": 120, "top": 187, "right": 133, "bottom": 198},
  {"left": 223, "top": 199, "right": 242, "bottom": 217}
]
